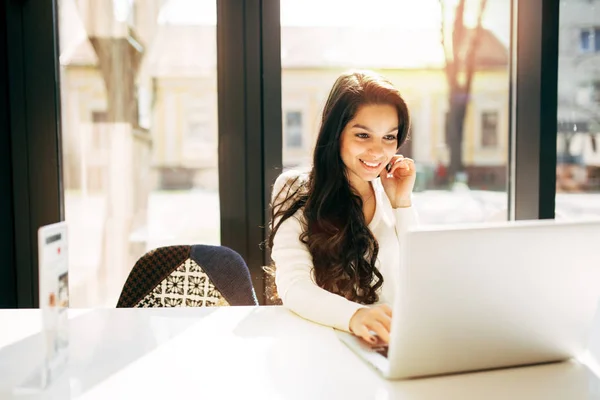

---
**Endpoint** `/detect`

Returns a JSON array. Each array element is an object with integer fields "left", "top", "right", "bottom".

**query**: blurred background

[{"left": 56, "top": 0, "right": 600, "bottom": 307}]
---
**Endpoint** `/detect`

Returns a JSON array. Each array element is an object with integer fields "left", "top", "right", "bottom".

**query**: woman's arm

[
  {"left": 393, "top": 204, "right": 419, "bottom": 236},
  {"left": 272, "top": 212, "right": 365, "bottom": 332},
  {"left": 270, "top": 171, "right": 365, "bottom": 332}
]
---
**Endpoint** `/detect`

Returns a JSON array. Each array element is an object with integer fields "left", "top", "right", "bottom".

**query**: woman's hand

[
  {"left": 380, "top": 155, "right": 416, "bottom": 208},
  {"left": 349, "top": 304, "right": 392, "bottom": 344}
]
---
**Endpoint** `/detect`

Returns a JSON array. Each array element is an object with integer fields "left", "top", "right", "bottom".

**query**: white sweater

[{"left": 271, "top": 171, "right": 418, "bottom": 332}]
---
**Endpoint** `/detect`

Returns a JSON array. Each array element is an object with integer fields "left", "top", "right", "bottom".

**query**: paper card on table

[
  {"left": 14, "top": 222, "right": 70, "bottom": 394},
  {"left": 37, "top": 222, "right": 71, "bottom": 389},
  {"left": 39, "top": 221, "right": 70, "bottom": 388}
]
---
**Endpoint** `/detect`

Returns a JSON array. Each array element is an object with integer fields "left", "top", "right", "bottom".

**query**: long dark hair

[{"left": 268, "top": 70, "right": 410, "bottom": 304}]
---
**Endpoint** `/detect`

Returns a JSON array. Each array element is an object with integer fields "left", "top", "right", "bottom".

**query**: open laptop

[{"left": 336, "top": 219, "right": 600, "bottom": 380}]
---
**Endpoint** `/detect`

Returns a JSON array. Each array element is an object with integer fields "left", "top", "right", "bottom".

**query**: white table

[{"left": 1, "top": 306, "right": 600, "bottom": 399}]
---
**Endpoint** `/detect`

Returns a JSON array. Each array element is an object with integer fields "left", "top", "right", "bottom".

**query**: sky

[{"left": 157, "top": 0, "right": 511, "bottom": 45}]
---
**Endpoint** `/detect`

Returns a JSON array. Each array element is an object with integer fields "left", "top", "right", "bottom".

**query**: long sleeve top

[{"left": 270, "top": 170, "right": 418, "bottom": 332}]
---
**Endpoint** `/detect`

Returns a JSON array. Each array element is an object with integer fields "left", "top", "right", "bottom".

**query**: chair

[{"left": 116, "top": 245, "right": 258, "bottom": 308}]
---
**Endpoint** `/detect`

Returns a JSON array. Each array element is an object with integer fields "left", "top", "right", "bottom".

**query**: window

[
  {"left": 580, "top": 27, "right": 600, "bottom": 53},
  {"left": 557, "top": 3, "right": 600, "bottom": 218},
  {"left": 285, "top": 111, "right": 303, "bottom": 149},
  {"left": 188, "top": 121, "right": 208, "bottom": 141},
  {"left": 186, "top": 113, "right": 211, "bottom": 145},
  {"left": 481, "top": 111, "right": 499, "bottom": 148},
  {"left": 280, "top": 0, "right": 511, "bottom": 224},
  {"left": 59, "top": 0, "right": 220, "bottom": 307},
  {"left": 592, "top": 81, "right": 600, "bottom": 104}
]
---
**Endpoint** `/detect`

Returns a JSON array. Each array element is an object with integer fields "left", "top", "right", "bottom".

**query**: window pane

[
  {"left": 481, "top": 111, "right": 499, "bottom": 148},
  {"left": 280, "top": 0, "right": 511, "bottom": 224},
  {"left": 580, "top": 29, "right": 591, "bottom": 52},
  {"left": 556, "top": 0, "right": 600, "bottom": 220},
  {"left": 59, "top": 0, "right": 219, "bottom": 307},
  {"left": 285, "top": 111, "right": 304, "bottom": 149}
]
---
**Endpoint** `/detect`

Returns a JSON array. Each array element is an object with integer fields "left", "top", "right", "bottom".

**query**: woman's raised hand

[{"left": 380, "top": 155, "right": 416, "bottom": 208}]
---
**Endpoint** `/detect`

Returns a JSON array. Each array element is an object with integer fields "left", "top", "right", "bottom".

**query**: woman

[{"left": 268, "top": 70, "right": 417, "bottom": 345}]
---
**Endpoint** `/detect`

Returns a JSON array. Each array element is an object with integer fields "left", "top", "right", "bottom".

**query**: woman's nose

[{"left": 368, "top": 143, "right": 384, "bottom": 157}]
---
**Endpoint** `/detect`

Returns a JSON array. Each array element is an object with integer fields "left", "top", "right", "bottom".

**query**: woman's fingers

[
  {"left": 388, "top": 155, "right": 404, "bottom": 170},
  {"left": 361, "top": 307, "right": 393, "bottom": 344},
  {"left": 378, "top": 304, "right": 393, "bottom": 317},
  {"left": 357, "top": 325, "right": 377, "bottom": 343},
  {"left": 351, "top": 305, "right": 394, "bottom": 344},
  {"left": 366, "top": 321, "right": 390, "bottom": 344},
  {"left": 390, "top": 157, "right": 414, "bottom": 177},
  {"left": 374, "top": 308, "right": 392, "bottom": 332}
]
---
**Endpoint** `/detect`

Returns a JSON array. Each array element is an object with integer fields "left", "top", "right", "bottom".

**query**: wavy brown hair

[{"left": 268, "top": 70, "right": 410, "bottom": 304}]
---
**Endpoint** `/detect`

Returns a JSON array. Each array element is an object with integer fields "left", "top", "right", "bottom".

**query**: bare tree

[{"left": 439, "top": 0, "right": 488, "bottom": 181}]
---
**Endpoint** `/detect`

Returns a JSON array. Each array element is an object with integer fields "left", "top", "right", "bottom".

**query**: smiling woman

[{"left": 268, "top": 70, "right": 418, "bottom": 345}]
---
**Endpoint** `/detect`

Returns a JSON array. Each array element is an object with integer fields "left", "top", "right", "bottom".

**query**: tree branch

[
  {"left": 452, "top": 0, "right": 467, "bottom": 75},
  {"left": 439, "top": 0, "right": 457, "bottom": 89},
  {"left": 464, "top": 0, "right": 488, "bottom": 95},
  {"left": 439, "top": 0, "right": 449, "bottom": 61}
]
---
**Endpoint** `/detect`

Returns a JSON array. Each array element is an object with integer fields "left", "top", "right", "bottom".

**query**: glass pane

[
  {"left": 556, "top": 0, "right": 600, "bottom": 220},
  {"left": 280, "top": 0, "right": 511, "bottom": 224},
  {"left": 59, "top": 0, "right": 219, "bottom": 307}
]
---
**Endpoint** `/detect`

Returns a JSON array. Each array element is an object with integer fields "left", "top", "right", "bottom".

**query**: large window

[
  {"left": 58, "top": 0, "right": 219, "bottom": 307},
  {"left": 280, "top": 0, "right": 511, "bottom": 224},
  {"left": 1, "top": 0, "right": 568, "bottom": 307},
  {"left": 556, "top": 0, "right": 600, "bottom": 219}
]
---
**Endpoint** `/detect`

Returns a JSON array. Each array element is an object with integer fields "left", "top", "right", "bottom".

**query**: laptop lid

[{"left": 388, "top": 219, "right": 600, "bottom": 379}]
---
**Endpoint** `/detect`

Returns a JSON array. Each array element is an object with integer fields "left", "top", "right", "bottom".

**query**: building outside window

[{"left": 557, "top": 0, "right": 600, "bottom": 214}]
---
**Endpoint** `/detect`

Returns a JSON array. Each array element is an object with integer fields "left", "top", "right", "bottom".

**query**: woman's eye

[
  {"left": 356, "top": 133, "right": 369, "bottom": 139},
  {"left": 384, "top": 135, "right": 397, "bottom": 141}
]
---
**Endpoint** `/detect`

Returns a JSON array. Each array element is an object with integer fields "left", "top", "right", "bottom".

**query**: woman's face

[{"left": 339, "top": 104, "right": 399, "bottom": 191}]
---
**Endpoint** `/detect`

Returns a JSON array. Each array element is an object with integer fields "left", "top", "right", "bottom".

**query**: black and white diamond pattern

[{"left": 135, "top": 259, "right": 229, "bottom": 308}]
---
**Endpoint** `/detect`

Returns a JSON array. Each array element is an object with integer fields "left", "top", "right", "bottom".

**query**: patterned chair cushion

[
  {"left": 117, "top": 246, "right": 192, "bottom": 308},
  {"left": 117, "top": 244, "right": 258, "bottom": 307},
  {"left": 136, "top": 258, "right": 229, "bottom": 307}
]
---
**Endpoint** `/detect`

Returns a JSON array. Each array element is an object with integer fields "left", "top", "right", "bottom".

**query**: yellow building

[{"left": 60, "top": 21, "right": 509, "bottom": 192}]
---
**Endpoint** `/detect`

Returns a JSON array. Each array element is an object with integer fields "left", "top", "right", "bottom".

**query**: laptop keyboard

[{"left": 372, "top": 345, "right": 389, "bottom": 358}]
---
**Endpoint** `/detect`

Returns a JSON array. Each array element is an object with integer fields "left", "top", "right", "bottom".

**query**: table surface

[{"left": 1, "top": 306, "right": 600, "bottom": 400}]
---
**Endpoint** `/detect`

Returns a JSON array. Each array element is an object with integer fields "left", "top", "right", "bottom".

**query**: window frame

[
  {"left": 2, "top": 0, "right": 63, "bottom": 307},
  {"left": 510, "top": 0, "right": 559, "bottom": 220},
  {"left": 217, "top": 0, "right": 282, "bottom": 303}
]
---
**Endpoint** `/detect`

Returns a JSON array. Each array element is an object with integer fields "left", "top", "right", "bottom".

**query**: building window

[
  {"left": 187, "top": 120, "right": 210, "bottom": 143},
  {"left": 481, "top": 111, "right": 499, "bottom": 148},
  {"left": 592, "top": 81, "right": 600, "bottom": 104},
  {"left": 186, "top": 107, "right": 212, "bottom": 145},
  {"left": 580, "top": 27, "right": 600, "bottom": 53},
  {"left": 285, "top": 111, "right": 303, "bottom": 149},
  {"left": 91, "top": 111, "right": 108, "bottom": 149}
]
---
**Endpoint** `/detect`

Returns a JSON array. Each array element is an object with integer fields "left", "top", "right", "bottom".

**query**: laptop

[{"left": 336, "top": 219, "right": 600, "bottom": 380}]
